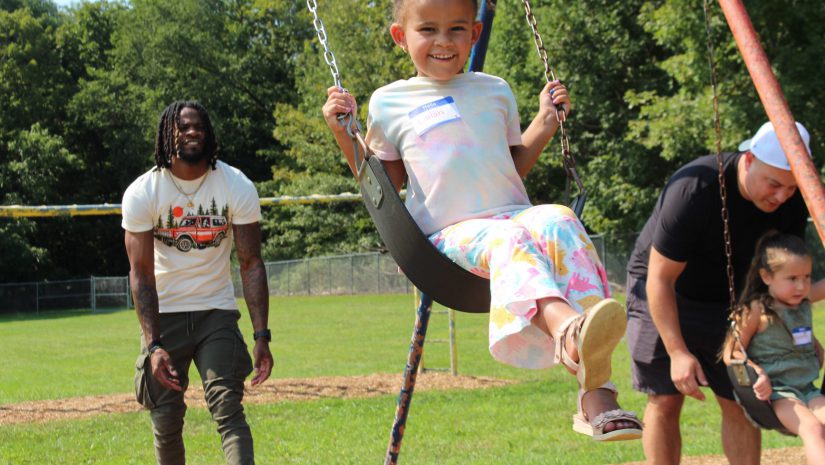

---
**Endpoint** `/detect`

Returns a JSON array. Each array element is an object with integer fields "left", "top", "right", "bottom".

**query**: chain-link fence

[
  {"left": 0, "top": 277, "right": 131, "bottom": 315},
  {"left": 3, "top": 225, "right": 824, "bottom": 315},
  {"left": 231, "top": 252, "right": 412, "bottom": 297}
]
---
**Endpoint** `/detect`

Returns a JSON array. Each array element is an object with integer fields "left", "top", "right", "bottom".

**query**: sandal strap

[
  {"left": 590, "top": 409, "right": 643, "bottom": 431},
  {"left": 554, "top": 313, "right": 584, "bottom": 369}
]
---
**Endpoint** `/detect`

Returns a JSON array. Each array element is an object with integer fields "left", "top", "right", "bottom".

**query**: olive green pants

[{"left": 135, "top": 310, "right": 254, "bottom": 465}]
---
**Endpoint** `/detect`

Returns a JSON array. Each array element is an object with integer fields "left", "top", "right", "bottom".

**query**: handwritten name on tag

[
  {"left": 408, "top": 96, "right": 461, "bottom": 136},
  {"left": 792, "top": 326, "right": 813, "bottom": 346}
]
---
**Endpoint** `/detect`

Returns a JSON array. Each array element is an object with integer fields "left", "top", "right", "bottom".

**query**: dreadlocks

[{"left": 154, "top": 101, "right": 219, "bottom": 170}]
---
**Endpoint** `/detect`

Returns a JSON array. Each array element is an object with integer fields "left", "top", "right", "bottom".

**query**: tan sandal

[
  {"left": 572, "top": 387, "right": 643, "bottom": 442},
  {"left": 554, "top": 298, "right": 626, "bottom": 391}
]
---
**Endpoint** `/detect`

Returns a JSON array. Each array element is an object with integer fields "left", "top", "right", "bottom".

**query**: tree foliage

[{"left": 1, "top": 0, "right": 823, "bottom": 281}]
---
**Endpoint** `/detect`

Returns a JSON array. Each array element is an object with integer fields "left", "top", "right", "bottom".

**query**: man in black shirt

[{"left": 626, "top": 121, "right": 816, "bottom": 465}]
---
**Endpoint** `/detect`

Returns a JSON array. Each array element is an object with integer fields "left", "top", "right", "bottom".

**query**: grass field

[{"left": 0, "top": 294, "right": 811, "bottom": 464}]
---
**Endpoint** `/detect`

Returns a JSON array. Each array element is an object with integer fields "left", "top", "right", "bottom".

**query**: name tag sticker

[
  {"left": 792, "top": 326, "right": 812, "bottom": 346},
  {"left": 408, "top": 96, "right": 460, "bottom": 136}
]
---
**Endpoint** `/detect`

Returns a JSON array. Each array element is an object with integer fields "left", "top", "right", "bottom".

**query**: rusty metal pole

[{"left": 718, "top": 0, "right": 825, "bottom": 246}]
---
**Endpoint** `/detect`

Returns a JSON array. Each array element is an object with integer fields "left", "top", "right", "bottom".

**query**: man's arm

[
  {"left": 124, "top": 230, "right": 181, "bottom": 391},
  {"left": 233, "top": 222, "right": 273, "bottom": 386},
  {"left": 810, "top": 278, "right": 825, "bottom": 303},
  {"left": 647, "top": 246, "right": 707, "bottom": 400}
]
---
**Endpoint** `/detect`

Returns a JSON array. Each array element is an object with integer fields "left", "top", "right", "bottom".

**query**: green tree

[
  {"left": 0, "top": 125, "right": 83, "bottom": 281},
  {"left": 0, "top": 7, "right": 71, "bottom": 141},
  {"left": 628, "top": 0, "right": 825, "bottom": 200},
  {"left": 268, "top": 0, "right": 411, "bottom": 259},
  {"left": 110, "top": 0, "right": 310, "bottom": 180},
  {"left": 481, "top": 0, "right": 671, "bottom": 233}
]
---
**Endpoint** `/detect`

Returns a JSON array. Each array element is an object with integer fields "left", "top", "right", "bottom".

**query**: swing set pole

[{"left": 718, "top": 0, "right": 825, "bottom": 247}]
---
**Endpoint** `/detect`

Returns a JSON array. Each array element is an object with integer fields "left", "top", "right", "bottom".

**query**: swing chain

[
  {"left": 520, "top": 0, "right": 578, "bottom": 199},
  {"left": 521, "top": 0, "right": 556, "bottom": 84},
  {"left": 306, "top": 0, "right": 368, "bottom": 176},
  {"left": 703, "top": 0, "right": 740, "bottom": 354},
  {"left": 307, "top": 0, "right": 342, "bottom": 89}
]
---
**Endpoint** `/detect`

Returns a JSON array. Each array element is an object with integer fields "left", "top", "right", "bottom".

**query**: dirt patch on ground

[
  {"left": 0, "top": 372, "right": 511, "bottom": 425},
  {"left": 613, "top": 446, "right": 805, "bottom": 465}
]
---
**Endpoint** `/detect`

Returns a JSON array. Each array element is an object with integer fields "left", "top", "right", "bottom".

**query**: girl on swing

[
  {"left": 723, "top": 232, "right": 825, "bottom": 464},
  {"left": 322, "top": 0, "right": 642, "bottom": 440}
]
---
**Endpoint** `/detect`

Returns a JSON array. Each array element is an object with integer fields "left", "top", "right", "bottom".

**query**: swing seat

[
  {"left": 357, "top": 155, "right": 586, "bottom": 314},
  {"left": 358, "top": 156, "right": 491, "bottom": 313},
  {"left": 726, "top": 361, "right": 794, "bottom": 436}
]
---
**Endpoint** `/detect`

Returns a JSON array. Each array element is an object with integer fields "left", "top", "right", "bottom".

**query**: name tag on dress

[
  {"left": 792, "top": 326, "right": 812, "bottom": 345},
  {"left": 408, "top": 96, "right": 460, "bottom": 136}
]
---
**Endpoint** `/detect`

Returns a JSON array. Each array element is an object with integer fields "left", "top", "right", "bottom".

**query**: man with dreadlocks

[{"left": 122, "top": 101, "right": 272, "bottom": 465}]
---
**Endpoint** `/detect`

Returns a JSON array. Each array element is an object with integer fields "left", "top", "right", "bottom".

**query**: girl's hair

[
  {"left": 721, "top": 231, "right": 810, "bottom": 359},
  {"left": 393, "top": 0, "right": 481, "bottom": 23},
  {"left": 738, "top": 230, "right": 810, "bottom": 314}
]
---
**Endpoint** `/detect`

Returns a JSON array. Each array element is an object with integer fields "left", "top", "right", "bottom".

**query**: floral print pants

[{"left": 429, "top": 204, "right": 611, "bottom": 369}]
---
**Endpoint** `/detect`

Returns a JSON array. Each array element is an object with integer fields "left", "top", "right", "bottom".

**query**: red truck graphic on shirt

[{"left": 154, "top": 215, "right": 229, "bottom": 252}]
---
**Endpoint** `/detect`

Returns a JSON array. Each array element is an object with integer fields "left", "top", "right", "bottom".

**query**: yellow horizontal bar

[
  {"left": 0, "top": 204, "right": 122, "bottom": 218},
  {"left": 0, "top": 191, "right": 410, "bottom": 218}
]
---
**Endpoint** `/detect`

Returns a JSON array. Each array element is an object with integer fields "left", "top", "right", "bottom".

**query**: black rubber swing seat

[
  {"left": 726, "top": 362, "right": 794, "bottom": 436},
  {"left": 357, "top": 156, "right": 491, "bottom": 313}
]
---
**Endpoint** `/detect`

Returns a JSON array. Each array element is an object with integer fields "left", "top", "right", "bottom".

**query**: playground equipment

[
  {"left": 306, "top": 1, "right": 586, "bottom": 462},
  {"left": 711, "top": 0, "right": 825, "bottom": 435}
]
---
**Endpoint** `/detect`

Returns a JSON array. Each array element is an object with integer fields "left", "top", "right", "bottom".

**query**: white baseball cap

[{"left": 738, "top": 121, "right": 811, "bottom": 170}]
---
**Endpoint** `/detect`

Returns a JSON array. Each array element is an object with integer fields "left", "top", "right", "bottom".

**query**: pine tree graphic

[
  {"left": 210, "top": 198, "right": 219, "bottom": 216},
  {"left": 197, "top": 204, "right": 205, "bottom": 216},
  {"left": 166, "top": 206, "right": 174, "bottom": 229},
  {"left": 157, "top": 215, "right": 163, "bottom": 229}
]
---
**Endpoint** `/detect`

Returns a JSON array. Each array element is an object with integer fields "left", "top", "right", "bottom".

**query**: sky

[{"left": 52, "top": 0, "right": 78, "bottom": 7}]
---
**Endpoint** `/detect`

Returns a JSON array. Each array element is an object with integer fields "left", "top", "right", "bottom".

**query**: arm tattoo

[
  {"left": 132, "top": 272, "right": 160, "bottom": 343},
  {"left": 234, "top": 223, "right": 269, "bottom": 330}
]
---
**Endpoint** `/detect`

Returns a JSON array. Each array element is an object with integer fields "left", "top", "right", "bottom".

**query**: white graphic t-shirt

[
  {"left": 121, "top": 160, "right": 261, "bottom": 313},
  {"left": 366, "top": 72, "right": 531, "bottom": 235}
]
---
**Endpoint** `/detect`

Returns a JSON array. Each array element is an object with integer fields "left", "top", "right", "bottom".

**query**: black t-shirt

[{"left": 627, "top": 152, "right": 808, "bottom": 306}]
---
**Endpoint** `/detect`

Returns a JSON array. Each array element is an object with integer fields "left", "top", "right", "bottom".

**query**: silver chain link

[
  {"left": 306, "top": 0, "right": 368, "bottom": 175},
  {"left": 307, "top": 0, "right": 342, "bottom": 89},
  {"left": 520, "top": 0, "right": 577, "bottom": 195}
]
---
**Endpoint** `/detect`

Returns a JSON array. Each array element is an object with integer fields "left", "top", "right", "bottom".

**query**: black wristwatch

[
  {"left": 147, "top": 339, "right": 163, "bottom": 354},
  {"left": 253, "top": 329, "right": 271, "bottom": 343}
]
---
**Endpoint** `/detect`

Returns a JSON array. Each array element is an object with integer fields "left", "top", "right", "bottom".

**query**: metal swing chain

[
  {"left": 306, "top": 0, "right": 370, "bottom": 176},
  {"left": 520, "top": 0, "right": 580, "bottom": 197},
  {"left": 307, "top": 0, "right": 342, "bottom": 89},
  {"left": 703, "top": 0, "right": 743, "bottom": 356}
]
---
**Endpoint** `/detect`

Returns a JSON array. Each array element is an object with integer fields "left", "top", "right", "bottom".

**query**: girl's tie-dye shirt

[{"left": 366, "top": 72, "right": 531, "bottom": 235}]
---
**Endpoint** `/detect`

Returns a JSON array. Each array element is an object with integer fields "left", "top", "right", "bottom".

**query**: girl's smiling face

[{"left": 390, "top": 0, "right": 482, "bottom": 80}]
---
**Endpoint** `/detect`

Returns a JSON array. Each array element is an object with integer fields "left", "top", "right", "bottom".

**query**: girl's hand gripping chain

[
  {"left": 323, "top": 86, "right": 358, "bottom": 135},
  {"left": 538, "top": 80, "right": 572, "bottom": 129}
]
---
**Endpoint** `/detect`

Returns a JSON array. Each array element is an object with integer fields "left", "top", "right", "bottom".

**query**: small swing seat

[
  {"left": 358, "top": 156, "right": 491, "bottom": 313},
  {"left": 726, "top": 361, "right": 794, "bottom": 436},
  {"left": 357, "top": 155, "right": 586, "bottom": 314}
]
